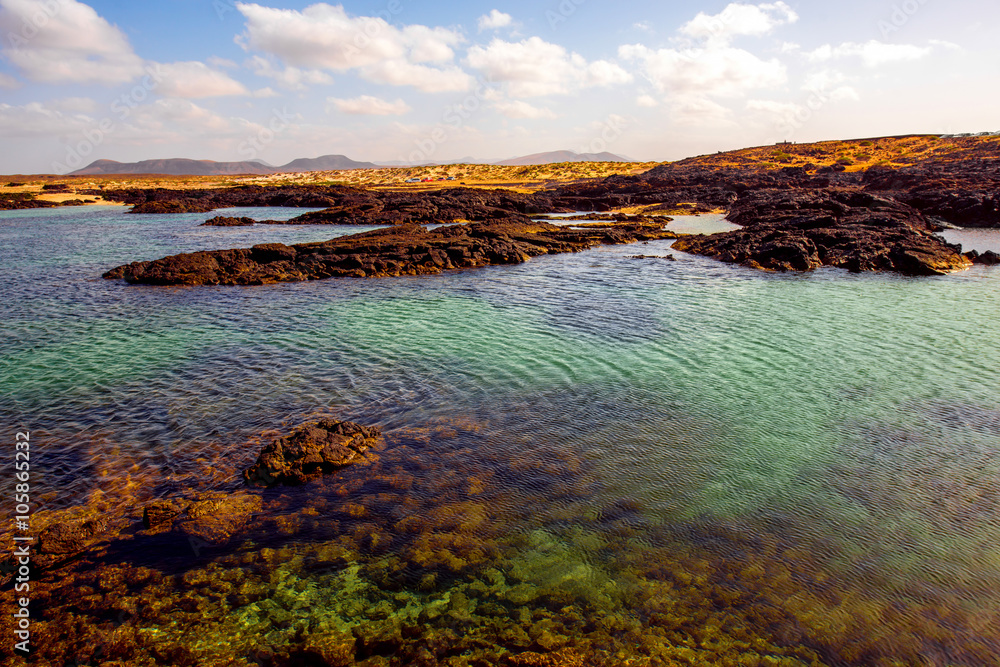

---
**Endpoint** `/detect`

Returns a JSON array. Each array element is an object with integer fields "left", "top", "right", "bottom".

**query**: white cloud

[
  {"left": 493, "top": 100, "right": 557, "bottom": 119},
  {"left": 586, "top": 59, "right": 633, "bottom": 87},
  {"left": 0, "top": 101, "right": 93, "bottom": 137},
  {"left": 802, "top": 70, "right": 859, "bottom": 101},
  {"left": 807, "top": 40, "right": 932, "bottom": 68},
  {"left": 155, "top": 61, "right": 249, "bottom": 98},
  {"left": 207, "top": 56, "right": 239, "bottom": 69},
  {"left": 636, "top": 94, "right": 658, "bottom": 108},
  {"left": 235, "top": 2, "right": 470, "bottom": 92},
  {"left": 359, "top": 60, "right": 473, "bottom": 93},
  {"left": 671, "top": 97, "right": 735, "bottom": 126},
  {"left": 0, "top": 72, "right": 20, "bottom": 88},
  {"left": 681, "top": 2, "right": 798, "bottom": 45},
  {"left": 466, "top": 37, "right": 631, "bottom": 98},
  {"left": 248, "top": 56, "right": 334, "bottom": 91},
  {"left": 633, "top": 21, "right": 653, "bottom": 32},
  {"left": 328, "top": 94, "right": 410, "bottom": 116},
  {"left": 0, "top": 0, "right": 144, "bottom": 84},
  {"left": 746, "top": 99, "right": 803, "bottom": 117},
  {"left": 50, "top": 96, "right": 97, "bottom": 113},
  {"left": 252, "top": 87, "right": 278, "bottom": 98},
  {"left": 929, "top": 39, "right": 961, "bottom": 51},
  {"left": 478, "top": 9, "right": 512, "bottom": 32},
  {"left": 620, "top": 43, "right": 786, "bottom": 99}
]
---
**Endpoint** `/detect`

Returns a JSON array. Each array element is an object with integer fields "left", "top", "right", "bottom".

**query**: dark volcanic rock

[
  {"left": 862, "top": 155, "right": 1000, "bottom": 227},
  {"left": 244, "top": 419, "right": 383, "bottom": 487},
  {"left": 0, "top": 193, "right": 59, "bottom": 210},
  {"left": 672, "top": 189, "right": 972, "bottom": 276},
  {"left": 201, "top": 215, "right": 256, "bottom": 227},
  {"left": 271, "top": 187, "right": 562, "bottom": 226},
  {"left": 130, "top": 199, "right": 217, "bottom": 214},
  {"left": 95, "top": 184, "right": 567, "bottom": 222},
  {"left": 91, "top": 184, "right": 353, "bottom": 214},
  {"left": 103, "top": 220, "right": 678, "bottom": 286},
  {"left": 967, "top": 249, "right": 1000, "bottom": 265}
]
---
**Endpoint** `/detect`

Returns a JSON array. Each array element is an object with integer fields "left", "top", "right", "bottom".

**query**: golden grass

[
  {"left": 678, "top": 134, "right": 1000, "bottom": 172},
  {"left": 3, "top": 135, "right": 997, "bottom": 201}
]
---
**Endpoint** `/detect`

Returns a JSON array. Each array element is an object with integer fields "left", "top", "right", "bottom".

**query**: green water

[{"left": 3, "top": 207, "right": 1000, "bottom": 664}]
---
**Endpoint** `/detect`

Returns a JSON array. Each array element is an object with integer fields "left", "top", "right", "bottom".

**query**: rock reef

[
  {"left": 672, "top": 189, "right": 972, "bottom": 275},
  {"left": 201, "top": 215, "right": 256, "bottom": 227},
  {"left": 103, "top": 220, "right": 679, "bottom": 286}
]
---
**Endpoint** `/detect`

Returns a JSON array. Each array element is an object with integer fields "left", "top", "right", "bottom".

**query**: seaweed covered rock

[
  {"left": 38, "top": 517, "right": 108, "bottom": 555},
  {"left": 244, "top": 419, "right": 383, "bottom": 487}
]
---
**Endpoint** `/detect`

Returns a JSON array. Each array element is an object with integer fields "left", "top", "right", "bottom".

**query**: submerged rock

[
  {"left": 38, "top": 517, "right": 108, "bottom": 555},
  {"left": 244, "top": 419, "right": 383, "bottom": 487},
  {"left": 142, "top": 500, "right": 183, "bottom": 528}
]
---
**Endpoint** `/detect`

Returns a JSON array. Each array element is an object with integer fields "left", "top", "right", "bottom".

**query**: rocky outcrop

[
  {"left": 244, "top": 419, "right": 383, "bottom": 487},
  {"left": 672, "top": 189, "right": 972, "bottom": 276},
  {"left": 103, "top": 220, "right": 679, "bottom": 286},
  {"left": 967, "top": 249, "right": 1000, "bottom": 265},
  {"left": 90, "top": 184, "right": 353, "bottom": 214},
  {"left": 130, "top": 199, "right": 216, "bottom": 214},
  {"left": 0, "top": 193, "right": 60, "bottom": 210},
  {"left": 863, "top": 160, "right": 1000, "bottom": 228},
  {"left": 95, "top": 184, "right": 566, "bottom": 221},
  {"left": 201, "top": 216, "right": 256, "bottom": 227}
]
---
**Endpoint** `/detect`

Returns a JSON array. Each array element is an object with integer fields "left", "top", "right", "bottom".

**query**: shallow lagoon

[{"left": 2, "top": 207, "right": 1000, "bottom": 665}]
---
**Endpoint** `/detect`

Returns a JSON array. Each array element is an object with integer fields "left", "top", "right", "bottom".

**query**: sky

[{"left": 0, "top": 0, "right": 997, "bottom": 173}]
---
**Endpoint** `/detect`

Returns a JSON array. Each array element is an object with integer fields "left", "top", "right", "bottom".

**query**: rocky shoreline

[{"left": 94, "top": 140, "right": 1000, "bottom": 280}]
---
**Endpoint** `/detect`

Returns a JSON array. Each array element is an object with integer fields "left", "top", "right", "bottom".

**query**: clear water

[{"left": 3, "top": 207, "right": 1000, "bottom": 664}]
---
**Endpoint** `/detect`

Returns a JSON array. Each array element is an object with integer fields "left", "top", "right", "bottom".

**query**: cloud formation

[
  {"left": 466, "top": 37, "right": 631, "bottom": 98},
  {"left": 155, "top": 62, "right": 249, "bottom": 98},
  {"left": 478, "top": 10, "right": 512, "bottom": 32},
  {"left": 328, "top": 95, "right": 410, "bottom": 116},
  {"left": 807, "top": 40, "right": 933, "bottom": 67},
  {"left": 680, "top": 2, "right": 798, "bottom": 44},
  {"left": 0, "top": 0, "right": 144, "bottom": 84},
  {"left": 236, "top": 2, "right": 472, "bottom": 92}
]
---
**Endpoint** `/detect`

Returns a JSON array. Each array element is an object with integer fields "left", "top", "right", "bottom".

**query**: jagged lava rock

[
  {"left": 201, "top": 215, "right": 256, "bottom": 227},
  {"left": 130, "top": 199, "right": 216, "bottom": 214},
  {"left": 103, "top": 220, "right": 678, "bottom": 286},
  {"left": 244, "top": 419, "right": 383, "bottom": 487},
  {"left": 672, "top": 189, "right": 972, "bottom": 276}
]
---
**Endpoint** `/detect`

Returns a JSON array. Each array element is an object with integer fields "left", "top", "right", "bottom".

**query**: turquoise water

[{"left": 3, "top": 206, "right": 1000, "bottom": 664}]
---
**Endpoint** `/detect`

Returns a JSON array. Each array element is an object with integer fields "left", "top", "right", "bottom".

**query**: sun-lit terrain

[{"left": 5, "top": 135, "right": 999, "bottom": 210}]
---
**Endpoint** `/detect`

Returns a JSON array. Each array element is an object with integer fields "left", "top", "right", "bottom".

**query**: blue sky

[{"left": 0, "top": 0, "right": 997, "bottom": 173}]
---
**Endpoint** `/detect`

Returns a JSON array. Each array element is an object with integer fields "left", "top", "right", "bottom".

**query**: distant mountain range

[
  {"left": 70, "top": 155, "right": 378, "bottom": 176},
  {"left": 70, "top": 150, "right": 632, "bottom": 176}
]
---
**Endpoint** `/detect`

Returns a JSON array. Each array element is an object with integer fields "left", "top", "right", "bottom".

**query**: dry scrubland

[{"left": 3, "top": 135, "right": 999, "bottom": 206}]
